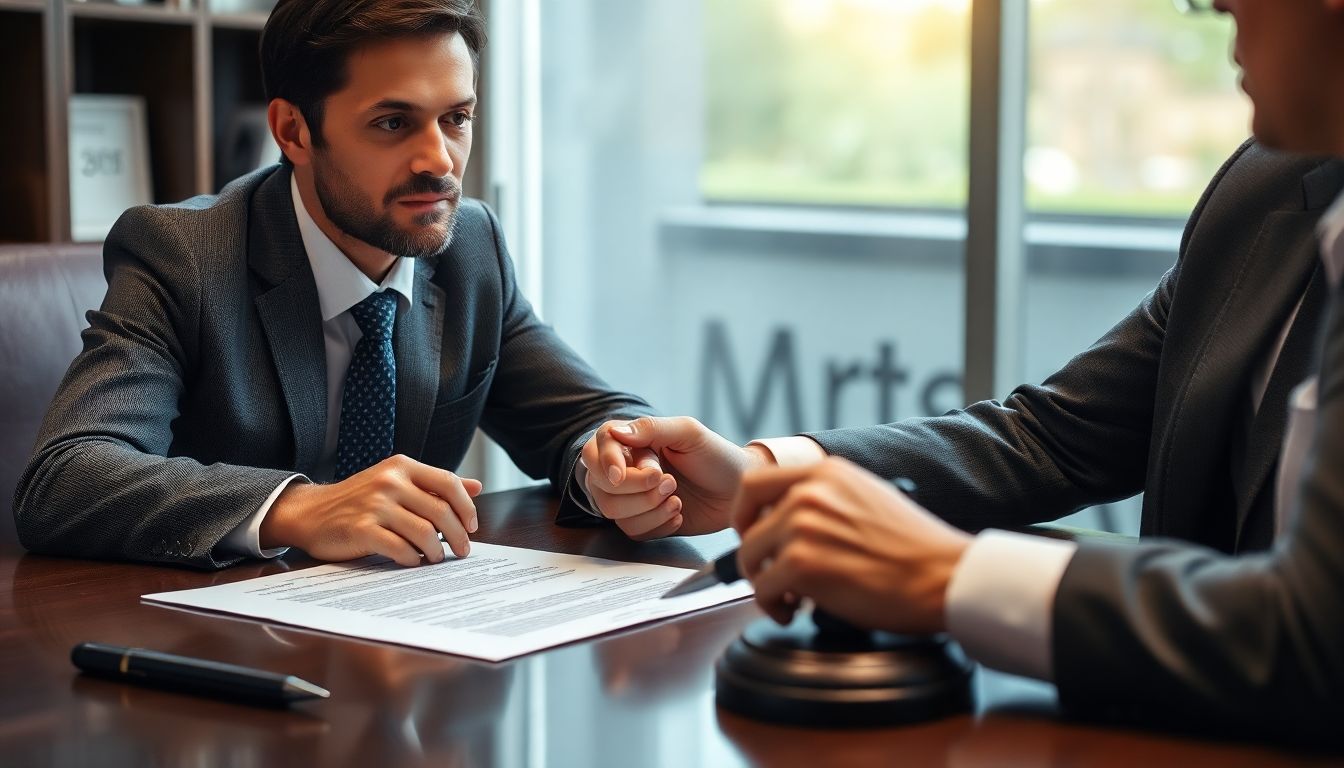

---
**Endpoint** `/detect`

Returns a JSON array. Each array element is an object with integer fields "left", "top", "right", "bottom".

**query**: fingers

[
  {"left": 634, "top": 512, "right": 685, "bottom": 541},
  {"left": 587, "top": 422, "right": 666, "bottom": 490},
  {"left": 400, "top": 487, "right": 471, "bottom": 558},
  {"left": 606, "top": 416, "right": 709, "bottom": 452},
  {"left": 750, "top": 556, "right": 806, "bottom": 625},
  {"left": 618, "top": 494, "right": 685, "bottom": 540},
  {"left": 404, "top": 460, "right": 479, "bottom": 535},
  {"left": 382, "top": 507, "right": 451, "bottom": 563},
  {"left": 364, "top": 524, "right": 429, "bottom": 568},
  {"left": 730, "top": 465, "right": 813, "bottom": 534},
  {"left": 588, "top": 476, "right": 678, "bottom": 521},
  {"left": 582, "top": 428, "right": 671, "bottom": 531}
]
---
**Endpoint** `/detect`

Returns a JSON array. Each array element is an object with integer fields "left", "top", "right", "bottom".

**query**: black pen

[
  {"left": 71, "top": 642, "right": 329, "bottom": 705},
  {"left": 661, "top": 477, "right": 917, "bottom": 599}
]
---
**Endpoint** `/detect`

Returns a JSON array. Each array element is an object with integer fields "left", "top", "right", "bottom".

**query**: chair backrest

[{"left": 0, "top": 243, "right": 106, "bottom": 551}]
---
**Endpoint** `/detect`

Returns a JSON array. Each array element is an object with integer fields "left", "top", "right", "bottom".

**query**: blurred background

[
  {"left": 0, "top": 0, "right": 1247, "bottom": 536},
  {"left": 519, "top": 0, "right": 1246, "bottom": 534}
]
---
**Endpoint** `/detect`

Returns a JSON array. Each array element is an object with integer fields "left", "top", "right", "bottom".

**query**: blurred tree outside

[{"left": 702, "top": 0, "right": 1249, "bottom": 218}]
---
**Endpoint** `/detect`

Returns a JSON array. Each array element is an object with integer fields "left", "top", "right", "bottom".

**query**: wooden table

[{"left": 0, "top": 487, "right": 1335, "bottom": 767}]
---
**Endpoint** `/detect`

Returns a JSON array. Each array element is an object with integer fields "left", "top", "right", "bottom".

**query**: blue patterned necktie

[{"left": 335, "top": 291, "right": 398, "bottom": 481}]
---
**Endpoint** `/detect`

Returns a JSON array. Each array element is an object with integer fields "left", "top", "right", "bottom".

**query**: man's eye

[
  {"left": 374, "top": 116, "right": 406, "bottom": 132},
  {"left": 444, "top": 112, "right": 473, "bottom": 129}
]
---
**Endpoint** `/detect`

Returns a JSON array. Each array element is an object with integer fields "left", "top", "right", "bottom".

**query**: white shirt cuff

[
  {"left": 216, "top": 474, "right": 306, "bottom": 559},
  {"left": 749, "top": 436, "right": 827, "bottom": 467},
  {"left": 945, "top": 529, "right": 1078, "bottom": 682},
  {"left": 569, "top": 458, "right": 603, "bottom": 517}
]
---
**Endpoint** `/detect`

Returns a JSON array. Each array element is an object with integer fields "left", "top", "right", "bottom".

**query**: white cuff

[
  {"left": 945, "top": 529, "right": 1077, "bottom": 682},
  {"left": 569, "top": 459, "right": 603, "bottom": 518},
  {"left": 217, "top": 474, "right": 306, "bottom": 559},
  {"left": 749, "top": 436, "right": 827, "bottom": 467}
]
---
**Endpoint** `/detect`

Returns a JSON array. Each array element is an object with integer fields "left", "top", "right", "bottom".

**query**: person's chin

[
  {"left": 399, "top": 224, "right": 454, "bottom": 257},
  {"left": 1250, "top": 114, "right": 1326, "bottom": 155}
]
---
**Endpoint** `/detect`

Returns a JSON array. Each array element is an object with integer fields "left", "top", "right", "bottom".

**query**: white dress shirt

[
  {"left": 750, "top": 192, "right": 1344, "bottom": 681},
  {"left": 217, "top": 175, "right": 418, "bottom": 558}
]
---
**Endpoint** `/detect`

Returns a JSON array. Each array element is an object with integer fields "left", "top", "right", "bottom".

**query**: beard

[{"left": 311, "top": 153, "right": 461, "bottom": 259}]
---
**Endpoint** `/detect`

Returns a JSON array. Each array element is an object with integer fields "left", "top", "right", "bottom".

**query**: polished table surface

[{"left": 1, "top": 486, "right": 1337, "bottom": 767}]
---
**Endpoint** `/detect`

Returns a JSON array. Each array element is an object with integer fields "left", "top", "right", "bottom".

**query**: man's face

[
  {"left": 1216, "top": 0, "right": 1344, "bottom": 154},
  {"left": 308, "top": 32, "right": 475, "bottom": 258}
]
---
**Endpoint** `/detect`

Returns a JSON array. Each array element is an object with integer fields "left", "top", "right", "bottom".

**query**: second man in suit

[{"left": 583, "top": 0, "right": 1344, "bottom": 739}]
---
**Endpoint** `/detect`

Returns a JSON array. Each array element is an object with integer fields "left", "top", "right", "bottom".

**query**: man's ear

[{"left": 268, "top": 98, "right": 313, "bottom": 167}]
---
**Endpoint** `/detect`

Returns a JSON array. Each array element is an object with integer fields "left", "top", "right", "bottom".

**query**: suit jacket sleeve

[
  {"left": 13, "top": 206, "right": 296, "bottom": 569},
  {"left": 804, "top": 264, "right": 1176, "bottom": 529},
  {"left": 1050, "top": 281, "right": 1344, "bottom": 742},
  {"left": 471, "top": 203, "right": 657, "bottom": 525}
]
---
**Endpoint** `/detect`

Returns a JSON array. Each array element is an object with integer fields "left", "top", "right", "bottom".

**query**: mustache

[{"left": 384, "top": 175, "right": 462, "bottom": 206}]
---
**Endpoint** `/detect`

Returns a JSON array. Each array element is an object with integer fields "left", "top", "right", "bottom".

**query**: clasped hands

[{"left": 581, "top": 417, "right": 972, "bottom": 634}]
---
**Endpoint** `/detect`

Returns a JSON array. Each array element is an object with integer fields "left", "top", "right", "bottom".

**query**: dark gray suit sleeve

[
  {"left": 804, "top": 264, "right": 1174, "bottom": 529},
  {"left": 1051, "top": 288, "right": 1344, "bottom": 742},
  {"left": 13, "top": 206, "right": 296, "bottom": 568},
  {"left": 472, "top": 204, "right": 657, "bottom": 525}
]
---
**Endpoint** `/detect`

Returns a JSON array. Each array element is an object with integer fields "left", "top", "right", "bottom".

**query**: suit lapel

[
  {"left": 1233, "top": 265, "right": 1327, "bottom": 547},
  {"left": 248, "top": 168, "right": 328, "bottom": 472},
  {"left": 1152, "top": 206, "right": 1321, "bottom": 545},
  {"left": 394, "top": 258, "right": 446, "bottom": 458}
]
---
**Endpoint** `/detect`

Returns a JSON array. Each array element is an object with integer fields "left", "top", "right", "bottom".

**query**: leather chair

[{"left": 0, "top": 243, "right": 106, "bottom": 551}]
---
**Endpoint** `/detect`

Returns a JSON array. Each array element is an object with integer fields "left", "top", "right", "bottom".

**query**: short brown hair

[{"left": 260, "top": 0, "right": 486, "bottom": 161}]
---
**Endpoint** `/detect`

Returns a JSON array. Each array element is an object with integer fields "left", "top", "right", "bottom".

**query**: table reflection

[{"left": 9, "top": 553, "right": 517, "bottom": 768}]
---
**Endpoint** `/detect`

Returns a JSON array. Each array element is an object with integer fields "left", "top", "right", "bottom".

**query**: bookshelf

[{"left": 0, "top": 0, "right": 275, "bottom": 243}]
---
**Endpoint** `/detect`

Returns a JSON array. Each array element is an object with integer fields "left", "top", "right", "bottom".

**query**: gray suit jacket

[
  {"left": 13, "top": 166, "right": 653, "bottom": 569},
  {"left": 810, "top": 142, "right": 1344, "bottom": 738}
]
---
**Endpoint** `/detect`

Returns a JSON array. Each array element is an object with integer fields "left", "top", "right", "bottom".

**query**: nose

[{"left": 408, "top": 123, "right": 455, "bottom": 178}]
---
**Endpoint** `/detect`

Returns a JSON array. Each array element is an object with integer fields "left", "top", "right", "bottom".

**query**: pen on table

[
  {"left": 661, "top": 477, "right": 916, "bottom": 599},
  {"left": 71, "top": 642, "right": 329, "bottom": 706}
]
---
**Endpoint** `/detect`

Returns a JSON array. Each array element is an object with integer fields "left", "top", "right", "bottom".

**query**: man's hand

[
  {"left": 732, "top": 457, "right": 972, "bottom": 634},
  {"left": 580, "top": 416, "right": 773, "bottom": 540},
  {"left": 259, "top": 454, "right": 483, "bottom": 566}
]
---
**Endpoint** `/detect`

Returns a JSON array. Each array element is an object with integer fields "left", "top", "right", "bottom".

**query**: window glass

[
  {"left": 537, "top": 0, "right": 971, "bottom": 450},
  {"left": 1026, "top": 0, "right": 1247, "bottom": 216},
  {"left": 704, "top": 0, "right": 970, "bottom": 209}
]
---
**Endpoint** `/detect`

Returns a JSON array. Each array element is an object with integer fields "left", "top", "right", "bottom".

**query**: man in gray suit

[
  {"left": 581, "top": 0, "right": 1344, "bottom": 738},
  {"left": 13, "top": 0, "right": 653, "bottom": 570}
]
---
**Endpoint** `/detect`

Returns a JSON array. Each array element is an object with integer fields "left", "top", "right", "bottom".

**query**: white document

[{"left": 143, "top": 542, "right": 754, "bottom": 662}]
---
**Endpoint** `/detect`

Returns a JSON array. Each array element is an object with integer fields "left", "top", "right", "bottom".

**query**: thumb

[
  {"left": 462, "top": 478, "right": 484, "bottom": 496},
  {"left": 608, "top": 416, "right": 707, "bottom": 452}
]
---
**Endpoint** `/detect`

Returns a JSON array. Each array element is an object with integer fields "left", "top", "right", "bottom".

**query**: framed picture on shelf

[{"left": 68, "top": 94, "right": 153, "bottom": 242}]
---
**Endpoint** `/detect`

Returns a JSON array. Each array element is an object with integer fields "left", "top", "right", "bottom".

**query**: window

[
  {"left": 703, "top": 0, "right": 970, "bottom": 209},
  {"left": 487, "top": 0, "right": 1246, "bottom": 539},
  {"left": 527, "top": 0, "right": 971, "bottom": 452}
]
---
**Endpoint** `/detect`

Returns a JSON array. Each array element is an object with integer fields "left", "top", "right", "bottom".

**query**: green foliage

[{"left": 702, "top": 0, "right": 1246, "bottom": 218}]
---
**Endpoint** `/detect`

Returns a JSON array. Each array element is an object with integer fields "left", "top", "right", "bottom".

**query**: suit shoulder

[
  {"left": 105, "top": 167, "right": 277, "bottom": 261},
  {"left": 1216, "top": 141, "right": 1337, "bottom": 211}
]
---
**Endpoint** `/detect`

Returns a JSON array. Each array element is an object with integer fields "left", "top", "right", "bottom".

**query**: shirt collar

[
  {"left": 290, "top": 174, "right": 416, "bottom": 323},
  {"left": 1317, "top": 188, "right": 1344, "bottom": 288}
]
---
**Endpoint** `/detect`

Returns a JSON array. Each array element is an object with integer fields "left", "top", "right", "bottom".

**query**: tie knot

[{"left": 350, "top": 291, "right": 397, "bottom": 341}]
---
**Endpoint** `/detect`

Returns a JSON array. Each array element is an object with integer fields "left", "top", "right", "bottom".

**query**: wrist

[{"left": 259, "top": 482, "right": 316, "bottom": 549}]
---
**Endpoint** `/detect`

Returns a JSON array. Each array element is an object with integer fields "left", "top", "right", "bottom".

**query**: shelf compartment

[
  {"left": 72, "top": 15, "right": 198, "bottom": 212},
  {"left": 0, "top": 10, "right": 49, "bottom": 242}
]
